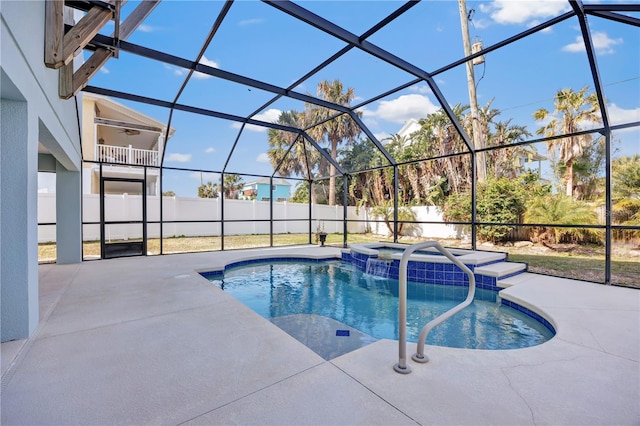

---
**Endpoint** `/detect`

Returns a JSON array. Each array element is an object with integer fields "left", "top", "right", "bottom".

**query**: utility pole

[{"left": 458, "top": 0, "right": 486, "bottom": 182}]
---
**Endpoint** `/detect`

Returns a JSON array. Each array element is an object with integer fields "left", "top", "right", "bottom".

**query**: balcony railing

[{"left": 96, "top": 144, "right": 159, "bottom": 167}]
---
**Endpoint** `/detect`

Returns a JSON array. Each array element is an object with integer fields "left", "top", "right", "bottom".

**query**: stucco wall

[{"left": 1, "top": 1, "right": 82, "bottom": 341}]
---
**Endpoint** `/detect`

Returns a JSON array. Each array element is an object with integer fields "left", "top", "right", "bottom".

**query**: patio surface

[{"left": 1, "top": 246, "right": 638, "bottom": 425}]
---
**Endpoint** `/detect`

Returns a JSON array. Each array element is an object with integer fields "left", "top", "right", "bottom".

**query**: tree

[
  {"left": 290, "top": 181, "right": 310, "bottom": 203},
  {"left": 197, "top": 181, "right": 218, "bottom": 198},
  {"left": 533, "top": 86, "right": 601, "bottom": 198},
  {"left": 371, "top": 200, "right": 417, "bottom": 237},
  {"left": 267, "top": 110, "right": 322, "bottom": 203},
  {"left": 570, "top": 135, "right": 606, "bottom": 201},
  {"left": 341, "top": 136, "right": 390, "bottom": 209},
  {"left": 612, "top": 155, "right": 640, "bottom": 239},
  {"left": 306, "top": 80, "right": 362, "bottom": 206},
  {"left": 442, "top": 177, "right": 531, "bottom": 242},
  {"left": 613, "top": 154, "right": 640, "bottom": 201},
  {"left": 220, "top": 173, "right": 244, "bottom": 199},
  {"left": 267, "top": 110, "right": 308, "bottom": 177},
  {"left": 413, "top": 104, "right": 472, "bottom": 197},
  {"left": 525, "top": 194, "right": 599, "bottom": 244},
  {"left": 162, "top": 190, "right": 176, "bottom": 197},
  {"left": 488, "top": 119, "right": 532, "bottom": 179}
]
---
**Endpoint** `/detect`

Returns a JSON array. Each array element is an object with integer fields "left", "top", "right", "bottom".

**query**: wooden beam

[
  {"left": 44, "top": 0, "right": 65, "bottom": 68},
  {"left": 94, "top": 117, "right": 163, "bottom": 133},
  {"left": 61, "top": 5, "right": 113, "bottom": 66},
  {"left": 119, "top": 0, "right": 160, "bottom": 39},
  {"left": 64, "top": 0, "right": 161, "bottom": 98},
  {"left": 59, "top": 61, "right": 74, "bottom": 98}
]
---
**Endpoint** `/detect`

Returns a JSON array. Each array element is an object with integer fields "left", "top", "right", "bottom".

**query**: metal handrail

[{"left": 393, "top": 241, "right": 476, "bottom": 374}]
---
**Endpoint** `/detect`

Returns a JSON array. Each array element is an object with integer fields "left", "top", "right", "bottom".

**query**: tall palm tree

[
  {"left": 306, "top": 80, "right": 362, "bottom": 205},
  {"left": 533, "top": 86, "right": 601, "bottom": 198},
  {"left": 267, "top": 110, "right": 308, "bottom": 177},
  {"left": 267, "top": 110, "right": 324, "bottom": 202},
  {"left": 489, "top": 119, "right": 532, "bottom": 178}
]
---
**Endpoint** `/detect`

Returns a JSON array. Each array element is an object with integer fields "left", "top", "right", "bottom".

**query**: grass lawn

[
  {"left": 39, "top": 233, "right": 638, "bottom": 288},
  {"left": 508, "top": 253, "right": 638, "bottom": 288}
]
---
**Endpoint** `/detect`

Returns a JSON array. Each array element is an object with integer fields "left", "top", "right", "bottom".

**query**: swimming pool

[{"left": 203, "top": 259, "right": 554, "bottom": 357}]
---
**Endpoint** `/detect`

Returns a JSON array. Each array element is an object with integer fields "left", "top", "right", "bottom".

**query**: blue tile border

[
  {"left": 501, "top": 299, "right": 556, "bottom": 334},
  {"left": 199, "top": 256, "right": 340, "bottom": 280}
]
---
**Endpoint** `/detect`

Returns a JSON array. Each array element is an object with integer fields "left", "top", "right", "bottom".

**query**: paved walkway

[{"left": 2, "top": 246, "right": 638, "bottom": 425}]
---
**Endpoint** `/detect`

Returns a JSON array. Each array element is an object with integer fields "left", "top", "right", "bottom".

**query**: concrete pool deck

[{"left": 2, "top": 246, "right": 638, "bottom": 425}]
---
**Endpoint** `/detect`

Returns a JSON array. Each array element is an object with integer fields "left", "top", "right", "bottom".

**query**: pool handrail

[{"left": 393, "top": 241, "right": 476, "bottom": 374}]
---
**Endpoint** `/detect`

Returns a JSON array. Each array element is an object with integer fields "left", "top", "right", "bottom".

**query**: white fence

[{"left": 37, "top": 193, "right": 462, "bottom": 243}]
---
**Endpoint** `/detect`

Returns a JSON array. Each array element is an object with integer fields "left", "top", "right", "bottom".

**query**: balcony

[{"left": 96, "top": 144, "right": 159, "bottom": 167}]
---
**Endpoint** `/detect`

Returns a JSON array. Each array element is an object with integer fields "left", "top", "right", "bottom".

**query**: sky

[{"left": 83, "top": 0, "right": 639, "bottom": 197}]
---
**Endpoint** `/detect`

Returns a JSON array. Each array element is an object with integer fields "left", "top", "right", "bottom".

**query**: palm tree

[
  {"left": 221, "top": 173, "right": 244, "bottom": 199},
  {"left": 197, "top": 181, "right": 218, "bottom": 198},
  {"left": 525, "top": 194, "right": 599, "bottom": 244},
  {"left": 306, "top": 80, "right": 362, "bottom": 206},
  {"left": 267, "top": 110, "right": 308, "bottom": 177},
  {"left": 415, "top": 104, "right": 472, "bottom": 196},
  {"left": 489, "top": 119, "right": 532, "bottom": 178},
  {"left": 533, "top": 86, "right": 601, "bottom": 198},
  {"left": 371, "top": 199, "right": 417, "bottom": 237}
]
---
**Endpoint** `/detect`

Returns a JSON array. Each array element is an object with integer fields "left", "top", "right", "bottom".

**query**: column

[
  {"left": 56, "top": 160, "right": 82, "bottom": 264},
  {"left": 1, "top": 99, "right": 39, "bottom": 342}
]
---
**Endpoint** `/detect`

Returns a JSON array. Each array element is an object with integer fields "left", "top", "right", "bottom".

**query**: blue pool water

[{"left": 206, "top": 260, "right": 554, "bottom": 350}]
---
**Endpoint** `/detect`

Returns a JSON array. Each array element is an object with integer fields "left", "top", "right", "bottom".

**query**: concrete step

[
  {"left": 497, "top": 272, "right": 538, "bottom": 288},
  {"left": 457, "top": 251, "right": 506, "bottom": 265},
  {"left": 474, "top": 262, "right": 527, "bottom": 279}
]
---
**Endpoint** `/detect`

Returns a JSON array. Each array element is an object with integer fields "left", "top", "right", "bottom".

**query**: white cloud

[
  {"left": 239, "top": 18, "right": 264, "bottom": 26},
  {"left": 562, "top": 31, "right": 623, "bottom": 55},
  {"left": 363, "top": 94, "right": 439, "bottom": 124},
  {"left": 608, "top": 103, "right": 640, "bottom": 126},
  {"left": 205, "top": 147, "right": 215, "bottom": 153},
  {"left": 256, "top": 153, "right": 270, "bottom": 163},
  {"left": 482, "top": 0, "right": 568, "bottom": 26},
  {"left": 231, "top": 108, "right": 282, "bottom": 132},
  {"left": 193, "top": 56, "right": 219, "bottom": 80},
  {"left": 137, "top": 24, "right": 155, "bottom": 33},
  {"left": 374, "top": 132, "right": 391, "bottom": 142},
  {"left": 99, "top": 67, "right": 110, "bottom": 74},
  {"left": 165, "top": 153, "right": 191, "bottom": 163},
  {"left": 164, "top": 63, "right": 185, "bottom": 77},
  {"left": 409, "top": 85, "right": 432, "bottom": 95},
  {"left": 472, "top": 18, "right": 491, "bottom": 30}
]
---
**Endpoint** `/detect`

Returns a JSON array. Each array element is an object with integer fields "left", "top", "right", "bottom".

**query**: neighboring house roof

[
  {"left": 243, "top": 177, "right": 291, "bottom": 186},
  {"left": 83, "top": 93, "right": 176, "bottom": 139},
  {"left": 396, "top": 118, "right": 421, "bottom": 139},
  {"left": 521, "top": 152, "right": 547, "bottom": 162}
]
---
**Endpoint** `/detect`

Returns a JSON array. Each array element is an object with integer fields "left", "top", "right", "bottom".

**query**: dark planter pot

[{"left": 318, "top": 233, "right": 327, "bottom": 247}]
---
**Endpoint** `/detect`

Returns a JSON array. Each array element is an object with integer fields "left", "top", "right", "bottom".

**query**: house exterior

[
  {"left": 240, "top": 178, "right": 291, "bottom": 201},
  {"left": 396, "top": 118, "right": 421, "bottom": 141},
  {"left": 81, "top": 93, "right": 175, "bottom": 196},
  {"left": 2, "top": 1, "right": 83, "bottom": 340}
]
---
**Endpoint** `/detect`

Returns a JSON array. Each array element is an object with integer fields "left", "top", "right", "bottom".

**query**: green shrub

[{"left": 443, "top": 177, "right": 531, "bottom": 243}]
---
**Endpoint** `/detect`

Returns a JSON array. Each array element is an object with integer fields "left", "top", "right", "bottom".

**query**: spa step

[
  {"left": 497, "top": 272, "right": 539, "bottom": 288},
  {"left": 474, "top": 262, "right": 527, "bottom": 279}
]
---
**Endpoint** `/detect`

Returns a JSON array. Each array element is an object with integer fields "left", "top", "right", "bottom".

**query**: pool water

[{"left": 207, "top": 260, "right": 554, "bottom": 350}]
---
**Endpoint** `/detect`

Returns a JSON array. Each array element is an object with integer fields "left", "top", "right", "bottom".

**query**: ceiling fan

[{"left": 119, "top": 128, "right": 141, "bottom": 136}]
